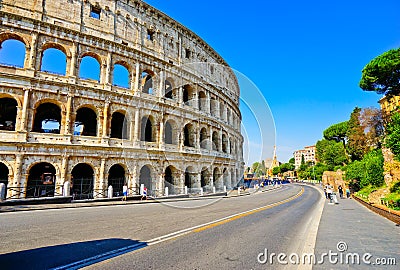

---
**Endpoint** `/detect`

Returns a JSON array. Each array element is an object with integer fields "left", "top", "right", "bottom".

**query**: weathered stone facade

[{"left": 0, "top": 0, "right": 244, "bottom": 199}]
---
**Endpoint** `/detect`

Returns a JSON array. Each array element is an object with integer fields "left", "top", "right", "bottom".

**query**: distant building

[
  {"left": 266, "top": 146, "right": 281, "bottom": 177},
  {"left": 294, "top": 146, "right": 316, "bottom": 169},
  {"left": 379, "top": 95, "right": 400, "bottom": 120}
]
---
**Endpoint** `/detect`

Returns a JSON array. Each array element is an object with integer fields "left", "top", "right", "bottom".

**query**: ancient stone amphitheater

[{"left": 0, "top": 0, "right": 244, "bottom": 200}]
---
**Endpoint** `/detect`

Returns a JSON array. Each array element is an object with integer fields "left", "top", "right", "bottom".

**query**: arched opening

[
  {"left": 164, "top": 166, "right": 176, "bottom": 195},
  {"left": 41, "top": 48, "right": 67, "bottom": 75},
  {"left": 198, "top": 91, "right": 206, "bottom": 111},
  {"left": 182, "top": 85, "right": 193, "bottom": 105},
  {"left": 79, "top": 55, "right": 101, "bottom": 82},
  {"left": 141, "top": 116, "right": 155, "bottom": 142},
  {"left": 164, "top": 79, "right": 173, "bottom": 99},
  {"left": 32, "top": 102, "right": 61, "bottom": 134},
  {"left": 185, "top": 166, "right": 196, "bottom": 192},
  {"left": 200, "top": 128, "right": 208, "bottom": 149},
  {"left": 74, "top": 107, "right": 97, "bottom": 136},
  {"left": 0, "top": 39, "right": 25, "bottom": 68},
  {"left": 223, "top": 168, "right": 230, "bottom": 189},
  {"left": 0, "top": 163, "right": 9, "bottom": 199},
  {"left": 26, "top": 162, "right": 56, "bottom": 198},
  {"left": 0, "top": 97, "right": 18, "bottom": 131},
  {"left": 222, "top": 134, "right": 228, "bottom": 153},
  {"left": 110, "top": 112, "right": 128, "bottom": 139},
  {"left": 142, "top": 71, "right": 153, "bottom": 94},
  {"left": 113, "top": 64, "right": 130, "bottom": 88},
  {"left": 71, "top": 163, "right": 94, "bottom": 200},
  {"left": 220, "top": 102, "right": 225, "bottom": 121},
  {"left": 201, "top": 168, "right": 210, "bottom": 191},
  {"left": 108, "top": 164, "right": 126, "bottom": 197},
  {"left": 213, "top": 167, "right": 222, "bottom": 191},
  {"left": 183, "top": 123, "right": 195, "bottom": 147},
  {"left": 139, "top": 165, "right": 152, "bottom": 194},
  {"left": 212, "top": 131, "right": 219, "bottom": 151},
  {"left": 230, "top": 137, "right": 234, "bottom": 154},
  {"left": 164, "top": 121, "right": 175, "bottom": 145},
  {"left": 210, "top": 97, "right": 217, "bottom": 117}
]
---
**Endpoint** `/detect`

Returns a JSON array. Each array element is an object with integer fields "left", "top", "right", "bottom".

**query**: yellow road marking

[{"left": 193, "top": 187, "right": 304, "bottom": 233}]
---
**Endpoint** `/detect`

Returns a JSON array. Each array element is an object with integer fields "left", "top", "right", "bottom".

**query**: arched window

[
  {"left": 41, "top": 48, "right": 67, "bottom": 75},
  {"left": 141, "top": 116, "right": 155, "bottom": 142},
  {"left": 142, "top": 71, "right": 153, "bottom": 94},
  {"left": 213, "top": 167, "right": 222, "bottom": 190},
  {"left": 113, "top": 64, "right": 129, "bottom": 88},
  {"left": 72, "top": 163, "right": 94, "bottom": 200},
  {"left": 108, "top": 164, "right": 126, "bottom": 197},
  {"left": 110, "top": 112, "right": 128, "bottom": 139},
  {"left": 26, "top": 162, "right": 56, "bottom": 198},
  {"left": 79, "top": 55, "right": 101, "bottom": 81},
  {"left": 74, "top": 107, "right": 97, "bottom": 136},
  {"left": 32, "top": 103, "right": 62, "bottom": 134},
  {"left": 0, "top": 39, "right": 25, "bottom": 68},
  {"left": 198, "top": 91, "right": 206, "bottom": 111},
  {"left": 200, "top": 128, "right": 208, "bottom": 149},
  {"left": 165, "top": 121, "right": 175, "bottom": 145},
  {"left": 139, "top": 165, "right": 152, "bottom": 192},
  {"left": 201, "top": 168, "right": 210, "bottom": 188},
  {"left": 164, "top": 80, "right": 173, "bottom": 99},
  {"left": 183, "top": 85, "right": 193, "bottom": 105},
  {"left": 222, "top": 134, "right": 228, "bottom": 153},
  {"left": 164, "top": 166, "right": 177, "bottom": 195},
  {"left": 0, "top": 98, "right": 18, "bottom": 131},
  {"left": 184, "top": 123, "right": 195, "bottom": 147},
  {"left": 212, "top": 131, "right": 219, "bottom": 151}
]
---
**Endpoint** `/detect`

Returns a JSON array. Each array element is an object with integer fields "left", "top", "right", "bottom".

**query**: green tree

[
  {"left": 272, "top": 166, "right": 280, "bottom": 176},
  {"left": 316, "top": 139, "right": 347, "bottom": 170},
  {"left": 323, "top": 121, "right": 348, "bottom": 148},
  {"left": 385, "top": 112, "right": 400, "bottom": 160},
  {"left": 347, "top": 107, "right": 368, "bottom": 161},
  {"left": 288, "top": 157, "right": 295, "bottom": 164},
  {"left": 359, "top": 48, "right": 400, "bottom": 96}
]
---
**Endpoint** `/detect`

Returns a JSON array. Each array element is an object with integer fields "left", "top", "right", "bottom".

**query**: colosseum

[{"left": 0, "top": 0, "right": 244, "bottom": 200}]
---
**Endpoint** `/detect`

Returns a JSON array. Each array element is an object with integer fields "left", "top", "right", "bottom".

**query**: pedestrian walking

[
  {"left": 326, "top": 183, "right": 333, "bottom": 203},
  {"left": 122, "top": 183, "right": 128, "bottom": 201},
  {"left": 346, "top": 188, "right": 350, "bottom": 199},
  {"left": 338, "top": 185, "right": 343, "bottom": 199}
]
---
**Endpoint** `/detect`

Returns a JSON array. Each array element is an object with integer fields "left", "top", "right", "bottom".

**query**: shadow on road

[{"left": 0, "top": 238, "right": 147, "bottom": 270}]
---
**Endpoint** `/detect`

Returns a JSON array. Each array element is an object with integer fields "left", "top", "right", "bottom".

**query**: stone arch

[
  {"left": 164, "top": 77, "right": 175, "bottom": 99},
  {"left": 141, "top": 70, "right": 154, "bottom": 94},
  {"left": 108, "top": 164, "right": 126, "bottom": 197},
  {"left": 113, "top": 61, "right": 131, "bottom": 88},
  {"left": 212, "top": 131, "right": 219, "bottom": 151},
  {"left": 0, "top": 34, "right": 27, "bottom": 68},
  {"left": 199, "top": 127, "right": 208, "bottom": 149},
  {"left": 32, "top": 101, "right": 62, "bottom": 134},
  {"left": 185, "top": 166, "right": 197, "bottom": 191},
  {"left": 223, "top": 168, "right": 230, "bottom": 189},
  {"left": 183, "top": 84, "right": 194, "bottom": 105},
  {"left": 139, "top": 165, "right": 154, "bottom": 193},
  {"left": 0, "top": 97, "right": 18, "bottom": 131},
  {"left": 74, "top": 106, "right": 98, "bottom": 136},
  {"left": 71, "top": 163, "right": 95, "bottom": 200},
  {"left": 165, "top": 119, "right": 178, "bottom": 145},
  {"left": 213, "top": 167, "right": 223, "bottom": 191},
  {"left": 164, "top": 165, "right": 179, "bottom": 195},
  {"left": 201, "top": 167, "right": 211, "bottom": 189},
  {"left": 79, "top": 52, "right": 102, "bottom": 81},
  {"left": 110, "top": 110, "right": 129, "bottom": 139},
  {"left": 183, "top": 122, "right": 196, "bottom": 147},
  {"left": 141, "top": 115, "right": 157, "bottom": 142},
  {"left": 222, "top": 133, "right": 228, "bottom": 153},
  {"left": 40, "top": 46, "right": 67, "bottom": 75},
  {"left": 26, "top": 162, "right": 57, "bottom": 198},
  {"left": 198, "top": 91, "right": 207, "bottom": 111}
]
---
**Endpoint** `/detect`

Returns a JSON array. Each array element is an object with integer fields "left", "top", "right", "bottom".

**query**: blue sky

[{"left": 145, "top": 0, "right": 400, "bottom": 164}]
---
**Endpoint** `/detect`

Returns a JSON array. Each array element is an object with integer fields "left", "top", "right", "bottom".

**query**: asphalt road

[{"left": 0, "top": 184, "right": 323, "bottom": 270}]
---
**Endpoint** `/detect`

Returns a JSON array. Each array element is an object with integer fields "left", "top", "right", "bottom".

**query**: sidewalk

[{"left": 314, "top": 196, "right": 400, "bottom": 269}]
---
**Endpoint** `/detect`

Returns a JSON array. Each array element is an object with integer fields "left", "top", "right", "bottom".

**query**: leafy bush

[{"left": 390, "top": 181, "right": 400, "bottom": 193}]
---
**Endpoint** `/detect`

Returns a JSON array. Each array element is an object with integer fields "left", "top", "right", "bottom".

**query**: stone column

[
  {"left": 17, "top": 88, "right": 30, "bottom": 132},
  {"left": 159, "top": 115, "right": 164, "bottom": 148},
  {"left": 134, "top": 109, "right": 140, "bottom": 142},
  {"left": 102, "top": 101, "right": 110, "bottom": 139},
  {"left": 57, "top": 156, "right": 68, "bottom": 196},
  {"left": 69, "top": 42, "right": 77, "bottom": 77},
  {"left": 158, "top": 71, "right": 164, "bottom": 98},
  {"left": 134, "top": 62, "right": 140, "bottom": 94},
  {"left": 103, "top": 51, "right": 112, "bottom": 85},
  {"left": 218, "top": 128, "right": 223, "bottom": 152},
  {"left": 27, "top": 32, "right": 38, "bottom": 69},
  {"left": 179, "top": 172, "right": 185, "bottom": 194},
  {"left": 131, "top": 164, "right": 139, "bottom": 194},
  {"left": 98, "top": 158, "right": 106, "bottom": 198},
  {"left": 64, "top": 95, "right": 73, "bottom": 135},
  {"left": 13, "top": 154, "right": 23, "bottom": 199},
  {"left": 178, "top": 86, "right": 183, "bottom": 106},
  {"left": 158, "top": 173, "right": 165, "bottom": 197},
  {"left": 206, "top": 92, "right": 211, "bottom": 114}
]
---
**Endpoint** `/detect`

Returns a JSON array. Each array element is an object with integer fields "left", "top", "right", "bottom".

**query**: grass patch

[{"left": 355, "top": 185, "right": 378, "bottom": 201}]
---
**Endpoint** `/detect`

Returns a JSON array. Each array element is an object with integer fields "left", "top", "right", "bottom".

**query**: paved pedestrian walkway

[{"left": 314, "top": 196, "right": 400, "bottom": 269}]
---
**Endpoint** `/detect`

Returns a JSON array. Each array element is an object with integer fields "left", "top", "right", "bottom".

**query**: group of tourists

[{"left": 324, "top": 183, "right": 351, "bottom": 203}]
